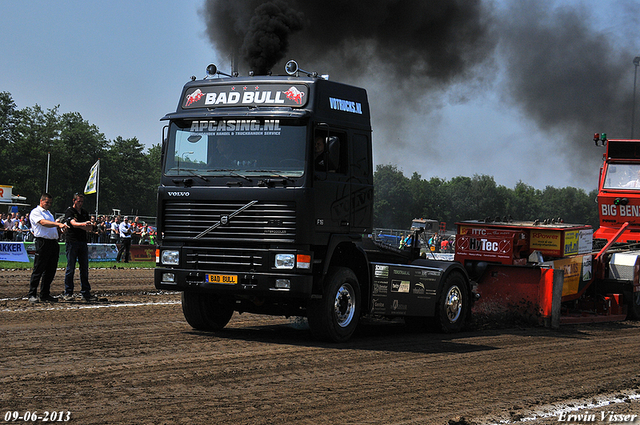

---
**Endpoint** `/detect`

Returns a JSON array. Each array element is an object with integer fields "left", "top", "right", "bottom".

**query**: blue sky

[
  {"left": 0, "top": 1, "right": 218, "bottom": 147},
  {"left": 1, "top": 1, "right": 638, "bottom": 193}
]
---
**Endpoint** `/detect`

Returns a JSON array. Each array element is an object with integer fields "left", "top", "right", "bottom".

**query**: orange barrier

[{"left": 472, "top": 264, "right": 558, "bottom": 324}]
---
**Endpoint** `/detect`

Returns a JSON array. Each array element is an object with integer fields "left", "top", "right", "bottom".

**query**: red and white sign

[{"left": 0, "top": 185, "right": 12, "bottom": 203}]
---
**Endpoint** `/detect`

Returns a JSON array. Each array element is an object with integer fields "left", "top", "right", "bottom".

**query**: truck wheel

[
  {"left": 435, "top": 272, "right": 469, "bottom": 333},
  {"left": 627, "top": 291, "right": 640, "bottom": 320},
  {"left": 307, "top": 267, "right": 361, "bottom": 342},
  {"left": 181, "top": 292, "right": 234, "bottom": 331}
]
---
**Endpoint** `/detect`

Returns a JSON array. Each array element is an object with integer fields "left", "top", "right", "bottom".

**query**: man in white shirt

[
  {"left": 116, "top": 216, "right": 132, "bottom": 263},
  {"left": 28, "top": 193, "right": 68, "bottom": 303},
  {"left": 110, "top": 216, "right": 120, "bottom": 244},
  {"left": 2, "top": 213, "right": 12, "bottom": 240}
]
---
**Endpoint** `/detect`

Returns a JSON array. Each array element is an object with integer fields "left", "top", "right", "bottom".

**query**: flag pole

[
  {"left": 96, "top": 159, "right": 100, "bottom": 217},
  {"left": 46, "top": 152, "right": 50, "bottom": 192}
]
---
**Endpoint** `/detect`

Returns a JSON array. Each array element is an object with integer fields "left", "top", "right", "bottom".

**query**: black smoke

[
  {"left": 201, "top": 0, "right": 495, "bottom": 83},
  {"left": 201, "top": 0, "right": 640, "bottom": 188},
  {"left": 241, "top": 1, "right": 304, "bottom": 75},
  {"left": 498, "top": 1, "right": 640, "bottom": 165}
]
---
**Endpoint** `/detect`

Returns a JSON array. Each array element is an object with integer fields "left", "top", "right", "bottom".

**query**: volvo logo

[
  {"left": 194, "top": 200, "right": 258, "bottom": 240},
  {"left": 168, "top": 191, "right": 190, "bottom": 196}
]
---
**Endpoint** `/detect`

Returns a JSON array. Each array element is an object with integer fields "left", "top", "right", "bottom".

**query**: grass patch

[{"left": 0, "top": 261, "right": 156, "bottom": 270}]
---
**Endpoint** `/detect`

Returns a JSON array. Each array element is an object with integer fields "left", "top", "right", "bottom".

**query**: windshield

[
  {"left": 164, "top": 119, "right": 307, "bottom": 177},
  {"left": 603, "top": 163, "right": 640, "bottom": 189}
]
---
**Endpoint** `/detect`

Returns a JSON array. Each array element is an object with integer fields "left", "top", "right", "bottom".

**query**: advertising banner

[
  {"left": 24, "top": 243, "right": 118, "bottom": 262},
  {"left": 0, "top": 242, "right": 29, "bottom": 262},
  {"left": 0, "top": 185, "right": 12, "bottom": 203},
  {"left": 87, "top": 244, "right": 118, "bottom": 262},
  {"left": 5, "top": 242, "right": 152, "bottom": 263}
]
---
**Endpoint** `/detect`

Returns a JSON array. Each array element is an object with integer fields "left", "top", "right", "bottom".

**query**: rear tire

[
  {"left": 434, "top": 272, "right": 469, "bottom": 333},
  {"left": 308, "top": 267, "right": 361, "bottom": 342},
  {"left": 181, "top": 292, "right": 234, "bottom": 331}
]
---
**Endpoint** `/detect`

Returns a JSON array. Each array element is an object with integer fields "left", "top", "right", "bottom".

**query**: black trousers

[
  {"left": 116, "top": 238, "right": 131, "bottom": 262},
  {"left": 29, "top": 238, "right": 60, "bottom": 298}
]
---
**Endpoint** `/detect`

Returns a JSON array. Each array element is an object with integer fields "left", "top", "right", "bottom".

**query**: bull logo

[
  {"left": 283, "top": 87, "right": 304, "bottom": 104},
  {"left": 185, "top": 89, "right": 204, "bottom": 107}
]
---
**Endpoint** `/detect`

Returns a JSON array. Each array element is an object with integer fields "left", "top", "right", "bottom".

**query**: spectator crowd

[{"left": 0, "top": 212, "right": 156, "bottom": 245}]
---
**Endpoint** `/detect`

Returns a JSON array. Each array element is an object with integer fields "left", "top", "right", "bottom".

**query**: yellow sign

[
  {"left": 563, "top": 230, "right": 579, "bottom": 256},
  {"left": 553, "top": 254, "right": 592, "bottom": 297},
  {"left": 530, "top": 229, "right": 562, "bottom": 251}
]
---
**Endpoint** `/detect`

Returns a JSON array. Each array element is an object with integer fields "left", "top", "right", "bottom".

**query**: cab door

[{"left": 313, "top": 128, "right": 351, "bottom": 235}]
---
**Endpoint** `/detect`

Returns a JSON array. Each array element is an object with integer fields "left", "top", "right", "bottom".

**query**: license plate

[{"left": 206, "top": 274, "right": 238, "bottom": 284}]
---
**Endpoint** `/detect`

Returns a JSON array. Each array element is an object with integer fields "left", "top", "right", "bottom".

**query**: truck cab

[
  {"left": 154, "top": 62, "right": 374, "bottom": 340},
  {"left": 594, "top": 136, "right": 640, "bottom": 243}
]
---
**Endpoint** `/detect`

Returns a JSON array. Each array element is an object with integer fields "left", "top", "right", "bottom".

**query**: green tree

[
  {"left": 0, "top": 93, "right": 161, "bottom": 219},
  {"left": 0, "top": 92, "right": 19, "bottom": 184},
  {"left": 49, "top": 112, "right": 108, "bottom": 213},
  {"left": 11, "top": 104, "right": 62, "bottom": 210},
  {"left": 373, "top": 164, "right": 412, "bottom": 228},
  {"left": 444, "top": 176, "right": 474, "bottom": 222},
  {"left": 101, "top": 136, "right": 157, "bottom": 217},
  {"left": 507, "top": 181, "right": 541, "bottom": 221}
]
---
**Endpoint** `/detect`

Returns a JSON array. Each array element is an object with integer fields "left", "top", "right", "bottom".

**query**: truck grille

[
  {"left": 163, "top": 200, "right": 296, "bottom": 244},
  {"left": 184, "top": 245, "right": 268, "bottom": 271}
]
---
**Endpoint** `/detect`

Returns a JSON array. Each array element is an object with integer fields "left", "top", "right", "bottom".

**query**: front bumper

[{"left": 155, "top": 267, "right": 314, "bottom": 298}]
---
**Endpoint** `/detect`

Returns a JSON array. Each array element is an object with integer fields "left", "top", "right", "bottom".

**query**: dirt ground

[{"left": 1, "top": 267, "right": 639, "bottom": 425}]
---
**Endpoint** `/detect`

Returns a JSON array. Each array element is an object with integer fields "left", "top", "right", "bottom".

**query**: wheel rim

[
  {"left": 445, "top": 285, "right": 463, "bottom": 323},
  {"left": 334, "top": 283, "right": 355, "bottom": 328}
]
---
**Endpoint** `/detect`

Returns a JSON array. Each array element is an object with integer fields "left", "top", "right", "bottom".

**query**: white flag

[{"left": 84, "top": 160, "right": 99, "bottom": 194}]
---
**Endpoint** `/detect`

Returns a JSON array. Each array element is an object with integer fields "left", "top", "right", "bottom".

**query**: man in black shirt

[{"left": 62, "top": 193, "right": 98, "bottom": 302}]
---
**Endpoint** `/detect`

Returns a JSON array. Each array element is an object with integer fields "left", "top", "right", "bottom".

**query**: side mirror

[{"left": 161, "top": 125, "right": 168, "bottom": 167}]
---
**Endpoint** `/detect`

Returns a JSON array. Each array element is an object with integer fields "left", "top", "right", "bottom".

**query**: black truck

[{"left": 154, "top": 61, "right": 472, "bottom": 342}]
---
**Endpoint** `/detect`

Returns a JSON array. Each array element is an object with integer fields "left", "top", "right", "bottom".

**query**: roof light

[
  {"left": 284, "top": 60, "right": 318, "bottom": 77},
  {"left": 204, "top": 63, "right": 232, "bottom": 79},
  {"left": 594, "top": 132, "right": 607, "bottom": 146},
  {"left": 285, "top": 60, "right": 299, "bottom": 75}
]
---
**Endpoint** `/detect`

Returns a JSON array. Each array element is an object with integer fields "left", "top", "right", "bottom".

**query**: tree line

[
  {"left": 0, "top": 92, "right": 160, "bottom": 218},
  {"left": 1, "top": 92, "right": 599, "bottom": 230},
  {"left": 373, "top": 164, "right": 599, "bottom": 231}
]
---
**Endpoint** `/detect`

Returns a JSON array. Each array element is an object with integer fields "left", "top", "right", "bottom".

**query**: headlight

[
  {"left": 275, "top": 253, "right": 295, "bottom": 269},
  {"left": 161, "top": 250, "right": 180, "bottom": 265}
]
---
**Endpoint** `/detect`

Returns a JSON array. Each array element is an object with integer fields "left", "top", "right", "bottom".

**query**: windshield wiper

[
  {"left": 229, "top": 171, "right": 252, "bottom": 182},
  {"left": 176, "top": 168, "right": 209, "bottom": 181},
  {"left": 204, "top": 169, "right": 253, "bottom": 182},
  {"left": 254, "top": 170, "right": 296, "bottom": 182},
  {"left": 253, "top": 170, "right": 297, "bottom": 187}
]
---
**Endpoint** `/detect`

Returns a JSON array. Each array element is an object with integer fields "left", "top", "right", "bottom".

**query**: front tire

[
  {"left": 308, "top": 267, "right": 361, "bottom": 342},
  {"left": 181, "top": 292, "right": 234, "bottom": 331},
  {"left": 435, "top": 272, "right": 469, "bottom": 333}
]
